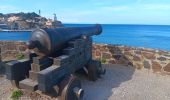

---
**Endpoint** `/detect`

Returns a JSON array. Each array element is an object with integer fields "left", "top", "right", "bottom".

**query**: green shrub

[
  {"left": 101, "top": 57, "right": 107, "bottom": 64},
  {"left": 16, "top": 53, "right": 25, "bottom": 60},
  {"left": 11, "top": 89, "right": 23, "bottom": 100}
]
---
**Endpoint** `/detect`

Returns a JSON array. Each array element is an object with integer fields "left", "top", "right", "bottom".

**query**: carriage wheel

[
  {"left": 59, "top": 75, "right": 84, "bottom": 100},
  {"left": 10, "top": 80, "right": 19, "bottom": 88}
]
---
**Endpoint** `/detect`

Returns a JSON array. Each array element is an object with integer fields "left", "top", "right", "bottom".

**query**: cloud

[
  {"left": 0, "top": 5, "right": 18, "bottom": 13},
  {"left": 101, "top": 6, "right": 130, "bottom": 11},
  {"left": 143, "top": 4, "right": 170, "bottom": 10}
]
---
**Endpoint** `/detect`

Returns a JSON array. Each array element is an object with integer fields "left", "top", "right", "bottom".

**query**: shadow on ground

[{"left": 81, "top": 64, "right": 135, "bottom": 100}]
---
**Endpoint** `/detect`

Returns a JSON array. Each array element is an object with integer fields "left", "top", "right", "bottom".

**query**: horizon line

[{"left": 63, "top": 23, "right": 170, "bottom": 26}]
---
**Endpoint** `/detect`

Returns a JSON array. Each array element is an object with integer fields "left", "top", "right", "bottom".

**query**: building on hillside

[
  {"left": 7, "top": 16, "right": 20, "bottom": 22},
  {"left": 52, "top": 20, "right": 63, "bottom": 28},
  {"left": 52, "top": 14, "right": 63, "bottom": 28},
  {"left": 0, "top": 24, "right": 9, "bottom": 30},
  {"left": 10, "top": 21, "right": 19, "bottom": 30},
  {"left": 0, "top": 17, "right": 5, "bottom": 21}
]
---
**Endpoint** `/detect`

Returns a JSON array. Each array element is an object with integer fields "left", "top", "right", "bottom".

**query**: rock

[
  {"left": 152, "top": 61, "right": 162, "bottom": 72},
  {"left": 158, "top": 50, "right": 169, "bottom": 55},
  {"left": 108, "top": 59, "right": 116, "bottom": 64},
  {"left": 133, "top": 62, "right": 143, "bottom": 69},
  {"left": 143, "top": 60, "right": 150, "bottom": 69},
  {"left": 128, "top": 62, "right": 133, "bottom": 66},
  {"left": 163, "top": 63, "right": 170, "bottom": 72},
  {"left": 124, "top": 46, "right": 131, "bottom": 51},
  {"left": 102, "top": 52, "right": 112, "bottom": 59},
  {"left": 100, "top": 46, "right": 109, "bottom": 52},
  {"left": 134, "top": 50, "right": 141, "bottom": 55},
  {"left": 157, "top": 57, "right": 166, "bottom": 61},
  {"left": 164, "top": 54, "right": 170, "bottom": 57},
  {"left": 113, "top": 55, "right": 122, "bottom": 60},
  {"left": 124, "top": 51, "right": 132, "bottom": 56},
  {"left": 92, "top": 45, "right": 97, "bottom": 50},
  {"left": 133, "top": 55, "right": 141, "bottom": 61},
  {"left": 19, "top": 46, "right": 27, "bottom": 51},
  {"left": 95, "top": 50, "right": 101, "bottom": 57},
  {"left": 142, "top": 52, "right": 156, "bottom": 59}
]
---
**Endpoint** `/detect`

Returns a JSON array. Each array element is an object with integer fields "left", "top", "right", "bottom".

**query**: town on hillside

[{"left": 0, "top": 10, "right": 63, "bottom": 31}]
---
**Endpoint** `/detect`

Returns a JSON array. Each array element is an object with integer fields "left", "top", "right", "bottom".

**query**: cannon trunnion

[{"left": 6, "top": 25, "right": 105, "bottom": 100}]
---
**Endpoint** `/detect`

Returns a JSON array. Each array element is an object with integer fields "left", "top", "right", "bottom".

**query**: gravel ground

[
  {"left": 0, "top": 64, "right": 170, "bottom": 100},
  {"left": 82, "top": 64, "right": 170, "bottom": 100},
  {"left": 0, "top": 76, "right": 12, "bottom": 100}
]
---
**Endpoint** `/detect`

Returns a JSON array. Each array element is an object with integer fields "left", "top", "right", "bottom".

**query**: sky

[{"left": 0, "top": 0, "right": 170, "bottom": 25}]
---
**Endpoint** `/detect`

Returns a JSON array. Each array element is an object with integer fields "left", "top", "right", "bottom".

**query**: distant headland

[{"left": 0, "top": 12, "right": 63, "bottom": 31}]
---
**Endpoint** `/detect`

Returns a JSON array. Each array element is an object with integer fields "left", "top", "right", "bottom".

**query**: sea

[{"left": 0, "top": 24, "right": 170, "bottom": 51}]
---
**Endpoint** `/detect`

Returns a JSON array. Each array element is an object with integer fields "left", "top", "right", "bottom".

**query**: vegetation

[
  {"left": 0, "top": 12, "right": 40, "bottom": 20},
  {"left": 10, "top": 89, "right": 23, "bottom": 100},
  {"left": 101, "top": 57, "right": 107, "bottom": 64},
  {"left": 16, "top": 53, "right": 25, "bottom": 60}
]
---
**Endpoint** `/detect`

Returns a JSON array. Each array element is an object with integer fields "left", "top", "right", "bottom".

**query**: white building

[{"left": 7, "top": 16, "right": 20, "bottom": 22}]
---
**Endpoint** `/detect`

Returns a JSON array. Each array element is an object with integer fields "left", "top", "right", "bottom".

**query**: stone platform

[{"left": 1, "top": 64, "right": 170, "bottom": 100}]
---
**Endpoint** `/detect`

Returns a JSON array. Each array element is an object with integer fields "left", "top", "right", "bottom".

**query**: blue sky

[{"left": 1, "top": 0, "right": 170, "bottom": 25}]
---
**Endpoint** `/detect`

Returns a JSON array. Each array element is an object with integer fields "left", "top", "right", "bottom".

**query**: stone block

[
  {"left": 133, "top": 55, "right": 141, "bottom": 61},
  {"left": 33, "top": 57, "right": 52, "bottom": 65},
  {"left": 102, "top": 52, "right": 112, "bottom": 59},
  {"left": 31, "top": 60, "right": 53, "bottom": 72},
  {"left": 152, "top": 61, "right": 162, "bottom": 72},
  {"left": 29, "top": 71, "right": 38, "bottom": 81},
  {"left": 108, "top": 59, "right": 116, "bottom": 64},
  {"left": 95, "top": 50, "right": 101, "bottom": 57},
  {"left": 142, "top": 52, "right": 156, "bottom": 59},
  {"left": 134, "top": 50, "right": 141, "bottom": 55},
  {"left": 113, "top": 54, "right": 122, "bottom": 60},
  {"left": 136, "top": 63, "right": 143, "bottom": 69},
  {"left": 18, "top": 46, "right": 27, "bottom": 51},
  {"left": 124, "top": 51, "right": 132, "bottom": 56},
  {"left": 19, "top": 79, "right": 38, "bottom": 92},
  {"left": 143, "top": 60, "right": 150, "bottom": 69},
  {"left": 25, "top": 53, "right": 37, "bottom": 63},
  {"left": 53, "top": 55, "right": 70, "bottom": 66},
  {"left": 163, "top": 63, "right": 170, "bottom": 72},
  {"left": 157, "top": 57, "right": 166, "bottom": 61}
]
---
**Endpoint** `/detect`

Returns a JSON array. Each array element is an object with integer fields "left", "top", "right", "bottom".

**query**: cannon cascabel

[{"left": 27, "top": 24, "right": 102, "bottom": 56}]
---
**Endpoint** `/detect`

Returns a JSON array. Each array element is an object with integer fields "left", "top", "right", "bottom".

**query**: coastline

[{"left": 0, "top": 41, "right": 170, "bottom": 75}]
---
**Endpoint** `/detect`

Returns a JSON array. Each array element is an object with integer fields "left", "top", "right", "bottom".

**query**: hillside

[{"left": 0, "top": 12, "right": 62, "bottom": 30}]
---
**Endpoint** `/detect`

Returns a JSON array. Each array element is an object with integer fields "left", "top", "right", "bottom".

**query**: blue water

[{"left": 0, "top": 24, "right": 170, "bottom": 51}]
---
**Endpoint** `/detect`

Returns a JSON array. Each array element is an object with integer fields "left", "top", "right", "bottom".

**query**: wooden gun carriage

[{"left": 6, "top": 24, "right": 105, "bottom": 100}]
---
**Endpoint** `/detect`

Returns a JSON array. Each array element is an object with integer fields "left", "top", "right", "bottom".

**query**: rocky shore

[{"left": 0, "top": 41, "right": 170, "bottom": 75}]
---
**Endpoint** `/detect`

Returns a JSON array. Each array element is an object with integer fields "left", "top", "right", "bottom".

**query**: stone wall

[
  {"left": 0, "top": 41, "right": 170, "bottom": 74},
  {"left": 0, "top": 41, "right": 27, "bottom": 61},
  {"left": 92, "top": 44, "right": 170, "bottom": 74}
]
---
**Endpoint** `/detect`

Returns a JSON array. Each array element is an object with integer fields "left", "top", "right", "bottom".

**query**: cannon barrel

[{"left": 27, "top": 24, "right": 102, "bottom": 56}]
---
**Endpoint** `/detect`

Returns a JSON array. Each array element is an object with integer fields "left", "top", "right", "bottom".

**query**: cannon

[{"left": 6, "top": 24, "right": 105, "bottom": 100}]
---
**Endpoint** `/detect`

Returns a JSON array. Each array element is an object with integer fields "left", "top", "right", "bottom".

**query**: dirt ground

[{"left": 0, "top": 64, "right": 170, "bottom": 100}]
